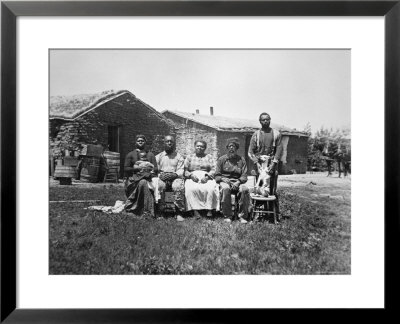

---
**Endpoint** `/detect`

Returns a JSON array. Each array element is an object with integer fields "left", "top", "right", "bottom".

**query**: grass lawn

[{"left": 49, "top": 173, "right": 350, "bottom": 275}]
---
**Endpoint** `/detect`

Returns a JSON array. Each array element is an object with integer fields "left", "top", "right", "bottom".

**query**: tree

[
  {"left": 305, "top": 124, "right": 351, "bottom": 172},
  {"left": 303, "top": 122, "right": 312, "bottom": 136}
]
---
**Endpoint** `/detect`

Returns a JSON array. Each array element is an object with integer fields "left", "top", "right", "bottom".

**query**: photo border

[{"left": 1, "top": 0, "right": 399, "bottom": 322}]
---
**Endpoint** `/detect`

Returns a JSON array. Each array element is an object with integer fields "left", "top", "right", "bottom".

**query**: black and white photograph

[
  {"left": 3, "top": 0, "right": 397, "bottom": 317},
  {"left": 49, "top": 49, "right": 351, "bottom": 275}
]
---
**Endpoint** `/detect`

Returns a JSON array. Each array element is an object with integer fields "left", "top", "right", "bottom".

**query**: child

[
  {"left": 134, "top": 152, "right": 156, "bottom": 191},
  {"left": 134, "top": 152, "right": 155, "bottom": 173}
]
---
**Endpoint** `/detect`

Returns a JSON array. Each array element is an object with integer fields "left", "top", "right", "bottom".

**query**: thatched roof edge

[
  {"left": 50, "top": 91, "right": 176, "bottom": 130},
  {"left": 162, "top": 110, "right": 235, "bottom": 132},
  {"left": 50, "top": 90, "right": 130, "bottom": 119}
]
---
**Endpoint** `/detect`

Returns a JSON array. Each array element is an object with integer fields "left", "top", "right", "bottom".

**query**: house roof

[
  {"left": 49, "top": 90, "right": 174, "bottom": 129},
  {"left": 162, "top": 110, "right": 309, "bottom": 137},
  {"left": 50, "top": 90, "right": 130, "bottom": 120}
]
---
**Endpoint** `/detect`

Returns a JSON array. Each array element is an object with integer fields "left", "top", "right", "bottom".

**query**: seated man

[
  {"left": 155, "top": 135, "right": 185, "bottom": 222},
  {"left": 215, "top": 138, "right": 250, "bottom": 224}
]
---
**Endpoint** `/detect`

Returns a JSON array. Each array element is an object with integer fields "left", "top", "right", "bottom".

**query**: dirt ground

[
  {"left": 279, "top": 171, "right": 350, "bottom": 187},
  {"left": 49, "top": 170, "right": 351, "bottom": 217},
  {"left": 50, "top": 171, "right": 351, "bottom": 196},
  {"left": 279, "top": 172, "right": 351, "bottom": 203}
]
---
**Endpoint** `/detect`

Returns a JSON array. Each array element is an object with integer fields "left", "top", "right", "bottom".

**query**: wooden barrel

[
  {"left": 81, "top": 144, "right": 103, "bottom": 157},
  {"left": 53, "top": 165, "right": 77, "bottom": 179},
  {"left": 103, "top": 151, "right": 120, "bottom": 168},
  {"left": 80, "top": 156, "right": 100, "bottom": 182},
  {"left": 64, "top": 156, "right": 79, "bottom": 167}
]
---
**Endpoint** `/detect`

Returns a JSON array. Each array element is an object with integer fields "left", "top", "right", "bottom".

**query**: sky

[{"left": 50, "top": 49, "right": 350, "bottom": 133}]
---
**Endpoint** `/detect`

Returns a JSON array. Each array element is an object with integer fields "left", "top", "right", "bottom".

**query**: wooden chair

[
  {"left": 159, "top": 190, "right": 175, "bottom": 214},
  {"left": 156, "top": 179, "right": 176, "bottom": 216},
  {"left": 103, "top": 167, "right": 119, "bottom": 183},
  {"left": 229, "top": 192, "right": 239, "bottom": 220},
  {"left": 248, "top": 172, "right": 279, "bottom": 224},
  {"left": 250, "top": 194, "right": 278, "bottom": 224}
]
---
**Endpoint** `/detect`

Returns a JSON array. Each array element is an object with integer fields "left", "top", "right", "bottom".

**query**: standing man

[
  {"left": 325, "top": 157, "right": 333, "bottom": 177},
  {"left": 215, "top": 138, "right": 250, "bottom": 224},
  {"left": 334, "top": 148, "right": 344, "bottom": 178},
  {"left": 248, "top": 112, "right": 283, "bottom": 213},
  {"left": 155, "top": 135, "right": 185, "bottom": 222},
  {"left": 343, "top": 149, "right": 351, "bottom": 177},
  {"left": 323, "top": 143, "right": 333, "bottom": 177}
]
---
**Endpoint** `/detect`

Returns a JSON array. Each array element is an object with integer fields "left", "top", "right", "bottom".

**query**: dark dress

[{"left": 124, "top": 149, "right": 158, "bottom": 216}]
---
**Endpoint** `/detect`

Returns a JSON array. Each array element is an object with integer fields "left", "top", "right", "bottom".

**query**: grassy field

[{"left": 49, "top": 173, "right": 351, "bottom": 275}]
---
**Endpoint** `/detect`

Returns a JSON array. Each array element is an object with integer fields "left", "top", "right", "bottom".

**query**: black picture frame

[{"left": 1, "top": 0, "right": 399, "bottom": 322}]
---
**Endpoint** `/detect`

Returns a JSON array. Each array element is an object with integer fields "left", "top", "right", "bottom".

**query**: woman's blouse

[
  {"left": 124, "top": 149, "right": 158, "bottom": 177},
  {"left": 184, "top": 153, "right": 216, "bottom": 179}
]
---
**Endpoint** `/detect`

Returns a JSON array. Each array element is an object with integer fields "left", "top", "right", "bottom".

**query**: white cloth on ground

[
  {"left": 86, "top": 200, "right": 125, "bottom": 214},
  {"left": 85, "top": 178, "right": 160, "bottom": 214}
]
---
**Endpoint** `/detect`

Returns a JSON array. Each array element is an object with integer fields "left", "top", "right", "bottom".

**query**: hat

[{"left": 226, "top": 137, "right": 240, "bottom": 149}]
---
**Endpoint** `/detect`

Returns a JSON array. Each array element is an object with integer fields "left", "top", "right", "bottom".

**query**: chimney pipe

[
  {"left": 210, "top": 106, "right": 214, "bottom": 116},
  {"left": 196, "top": 109, "right": 199, "bottom": 114}
]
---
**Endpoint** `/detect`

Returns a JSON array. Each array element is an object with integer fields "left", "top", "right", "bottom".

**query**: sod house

[
  {"left": 162, "top": 108, "right": 309, "bottom": 175},
  {"left": 49, "top": 90, "right": 176, "bottom": 175}
]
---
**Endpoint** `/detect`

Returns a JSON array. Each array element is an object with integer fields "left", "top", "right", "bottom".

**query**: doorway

[{"left": 108, "top": 125, "right": 120, "bottom": 152}]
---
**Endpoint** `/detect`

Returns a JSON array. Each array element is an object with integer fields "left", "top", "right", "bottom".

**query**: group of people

[
  {"left": 324, "top": 150, "right": 351, "bottom": 178},
  {"left": 123, "top": 112, "right": 283, "bottom": 223}
]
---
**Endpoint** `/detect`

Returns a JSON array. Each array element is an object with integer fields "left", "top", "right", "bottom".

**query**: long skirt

[
  {"left": 185, "top": 170, "right": 219, "bottom": 211},
  {"left": 124, "top": 174, "right": 155, "bottom": 216}
]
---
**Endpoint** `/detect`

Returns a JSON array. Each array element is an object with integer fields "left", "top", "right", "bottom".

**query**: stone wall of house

[
  {"left": 161, "top": 112, "right": 309, "bottom": 175},
  {"left": 163, "top": 112, "right": 218, "bottom": 160},
  {"left": 281, "top": 135, "right": 308, "bottom": 174},
  {"left": 49, "top": 92, "right": 176, "bottom": 175},
  {"left": 49, "top": 118, "right": 102, "bottom": 158},
  {"left": 163, "top": 114, "right": 256, "bottom": 174}
]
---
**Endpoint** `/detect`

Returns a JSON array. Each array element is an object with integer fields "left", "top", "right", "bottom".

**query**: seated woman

[
  {"left": 215, "top": 137, "right": 251, "bottom": 223},
  {"left": 184, "top": 140, "right": 218, "bottom": 218},
  {"left": 124, "top": 135, "right": 158, "bottom": 217}
]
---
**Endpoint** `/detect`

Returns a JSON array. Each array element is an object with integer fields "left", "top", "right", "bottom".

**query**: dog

[{"left": 255, "top": 155, "right": 271, "bottom": 197}]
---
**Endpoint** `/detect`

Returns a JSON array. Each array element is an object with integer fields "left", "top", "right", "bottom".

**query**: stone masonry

[{"left": 49, "top": 92, "right": 176, "bottom": 175}]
